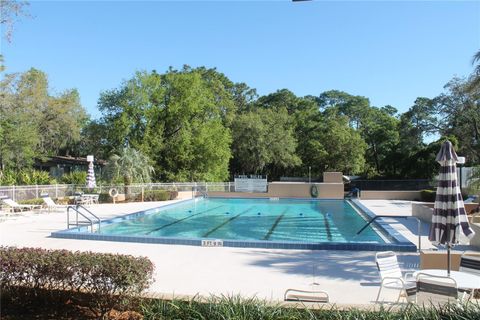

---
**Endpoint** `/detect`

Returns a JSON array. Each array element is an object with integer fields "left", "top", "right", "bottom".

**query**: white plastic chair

[
  {"left": 40, "top": 194, "right": 67, "bottom": 212},
  {"left": 459, "top": 254, "right": 480, "bottom": 299},
  {"left": 375, "top": 251, "right": 416, "bottom": 303},
  {"left": 0, "top": 196, "right": 42, "bottom": 213},
  {"left": 284, "top": 288, "right": 329, "bottom": 303},
  {"left": 416, "top": 273, "right": 458, "bottom": 306}
]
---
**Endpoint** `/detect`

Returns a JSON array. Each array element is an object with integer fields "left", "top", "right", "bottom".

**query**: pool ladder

[{"left": 67, "top": 205, "right": 101, "bottom": 232}]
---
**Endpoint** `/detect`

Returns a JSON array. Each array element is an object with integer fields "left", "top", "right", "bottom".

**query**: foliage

[
  {"left": 420, "top": 189, "right": 436, "bottom": 202},
  {"left": 140, "top": 295, "right": 480, "bottom": 320},
  {"left": 0, "top": 168, "right": 56, "bottom": 185},
  {"left": 17, "top": 198, "right": 44, "bottom": 205},
  {"left": 104, "top": 146, "right": 154, "bottom": 185},
  {"left": 0, "top": 246, "right": 154, "bottom": 318},
  {"left": 140, "top": 190, "right": 178, "bottom": 202},
  {"left": 95, "top": 68, "right": 233, "bottom": 182},
  {"left": 59, "top": 170, "right": 88, "bottom": 185},
  {"left": 434, "top": 77, "right": 480, "bottom": 165},
  {"left": 0, "top": 68, "right": 88, "bottom": 170},
  {"left": 467, "top": 166, "right": 480, "bottom": 195},
  {"left": 0, "top": 0, "right": 31, "bottom": 42},
  {"left": 231, "top": 107, "right": 300, "bottom": 176}
]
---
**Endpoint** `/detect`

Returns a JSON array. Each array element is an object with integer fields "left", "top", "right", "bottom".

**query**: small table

[{"left": 413, "top": 269, "right": 480, "bottom": 290}]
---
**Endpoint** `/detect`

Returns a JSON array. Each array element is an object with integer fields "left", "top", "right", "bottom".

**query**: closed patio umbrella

[
  {"left": 86, "top": 155, "right": 96, "bottom": 189},
  {"left": 429, "top": 140, "right": 475, "bottom": 275}
]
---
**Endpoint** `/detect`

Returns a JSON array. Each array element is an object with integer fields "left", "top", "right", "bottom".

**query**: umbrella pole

[{"left": 447, "top": 242, "right": 451, "bottom": 276}]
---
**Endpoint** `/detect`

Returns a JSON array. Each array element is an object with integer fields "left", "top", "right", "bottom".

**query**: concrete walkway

[{"left": 0, "top": 199, "right": 436, "bottom": 305}]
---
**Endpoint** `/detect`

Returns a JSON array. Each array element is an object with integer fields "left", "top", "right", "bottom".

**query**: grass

[{"left": 140, "top": 295, "right": 480, "bottom": 320}]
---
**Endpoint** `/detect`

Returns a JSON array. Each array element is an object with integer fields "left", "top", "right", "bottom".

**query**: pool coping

[{"left": 50, "top": 197, "right": 417, "bottom": 252}]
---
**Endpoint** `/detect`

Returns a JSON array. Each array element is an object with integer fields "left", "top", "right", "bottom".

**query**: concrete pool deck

[{"left": 0, "top": 199, "right": 468, "bottom": 305}]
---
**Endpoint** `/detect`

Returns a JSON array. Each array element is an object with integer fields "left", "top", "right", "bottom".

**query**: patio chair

[
  {"left": 460, "top": 254, "right": 480, "bottom": 276},
  {"left": 375, "top": 251, "right": 416, "bottom": 303},
  {"left": 459, "top": 254, "right": 480, "bottom": 299},
  {"left": 284, "top": 288, "right": 329, "bottom": 303},
  {"left": 416, "top": 273, "right": 458, "bottom": 306},
  {"left": 40, "top": 194, "right": 67, "bottom": 212},
  {"left": 0, "top": 196, "right": 42, "bottom": 213}
]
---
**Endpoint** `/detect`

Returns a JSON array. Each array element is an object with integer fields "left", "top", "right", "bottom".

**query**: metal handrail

[
  {"left": 356, "top": 215, "right": 422, "bottom": 252},
  {"left": 67, "top": 205, "right": 101, "bottom": 232}
]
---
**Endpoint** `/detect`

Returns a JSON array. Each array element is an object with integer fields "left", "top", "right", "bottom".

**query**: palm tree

[
  {"left": 467, "top": 50, "right": 480, "bottom": 92},
  {"left": 104, "top": 146, "right": 154, "bottom": 195}
]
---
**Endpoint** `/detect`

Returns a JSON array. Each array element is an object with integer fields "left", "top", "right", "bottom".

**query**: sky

[{"left": 2, "top": 0, "right": 480, "bottom": 119}]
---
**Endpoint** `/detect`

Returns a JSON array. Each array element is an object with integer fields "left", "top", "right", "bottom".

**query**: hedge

[
  {"left": 0, "top": 246, "right": 154, "bottom": 317},
  {"left": 420, "top": 189, "right": 436, "bottom": 202},
  {"left": 140, "top": 190, "right": 178, "bottom": 202}
]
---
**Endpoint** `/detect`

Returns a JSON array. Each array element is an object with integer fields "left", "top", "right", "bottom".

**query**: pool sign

[
  {"left": 234, "top": 175, "right": 267, "bottom": 193},
  {"left": 202, "top": 239, "right": 224, "bottom": 247}
]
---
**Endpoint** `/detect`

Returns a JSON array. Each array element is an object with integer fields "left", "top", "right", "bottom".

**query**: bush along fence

[
  {"left": 0, "top": 246, "right": 154, "bottom": 318},
  {"left": 0, "top": 182, "right": 235, "bottom": 202}
]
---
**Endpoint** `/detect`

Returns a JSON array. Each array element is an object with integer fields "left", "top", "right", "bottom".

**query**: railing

[
  {"left": 67, "top": 205, "right": 101, "bottom": 232},
  {"left": 0, "top": 182, "right": 235, "bottom": 201},
  {"left": 357, "top": 215, "right": 421, "bottom": 251},
  {"left": 349, "top": 180, "right": 433, "bottom": 191}
]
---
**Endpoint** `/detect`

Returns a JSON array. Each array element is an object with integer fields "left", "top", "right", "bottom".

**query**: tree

[
  {"left": 95, "top": 68, "right": 233, "bottom": 182},
  {"left": 1, "top": 0, "right": 30, "bottom": 42},
  {"left": 434, "top": 77, "right": 480, "bottom": 164},
  {"left": 0, "top": 68, "right": 88, "bottom": 169},
  {"left": 467, "top": 50, "right": 480, "bottom": 92},
  {"left": 317, "top": 90, "right": 399, "bottom": 177},
  {"left": 294, "top": 111, "right": 366, "bottom": 176},
  {"left": 230, "top": 107, "right": 300, "bottom": 177},
  {"left": 104, "top": 146, "right": 154, "bottom": 194}
]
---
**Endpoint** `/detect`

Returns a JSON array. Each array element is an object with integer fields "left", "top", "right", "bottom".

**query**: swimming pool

[{"left": 51, "top": 198, "right": 416, "bottom": 251}]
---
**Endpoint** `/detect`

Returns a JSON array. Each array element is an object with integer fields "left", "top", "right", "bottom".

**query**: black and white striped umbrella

[
  {"left": 429, "top": 140, "right": 474, "bottom": 274},
  {"left": 86, "top": 159, "right": 96, "bottom": 189}
]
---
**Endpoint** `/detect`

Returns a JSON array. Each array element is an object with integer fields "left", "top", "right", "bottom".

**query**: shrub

[
  {"left": 60, "top": 171, "right": 88, "bottom": 185},
  {"left": 98, "top": 193, "right": 112, "bottom": 203},
  {"left": 0, "top": 246, "right": 154, "bottom": 318},
  {"left": 17, "top": 198, "right": 44, "bottom": 205},
  {"left": 141, "top": 190, "right": 177, "bottom": 202},
  {"left": 0, "top": 169, "right": 56, "bottom": 186},
  {"left": 420, "top": 189, "right": 436, "bottom": 202}
]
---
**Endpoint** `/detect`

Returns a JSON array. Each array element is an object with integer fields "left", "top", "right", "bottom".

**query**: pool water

[{"left": 99, "top": 198, "right": 389, "bottom": 244}]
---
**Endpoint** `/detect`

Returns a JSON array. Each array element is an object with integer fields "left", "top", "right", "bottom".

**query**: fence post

[
  {"left": 55, "top": 184, "right": 58, "bottom": 198},
  {"left": 35, "top": 185, "right": 39, "bottom": 198},
  {"left": 12, "top": 185, "right": 15, "bottom": 202},
  {"left": 141, "top": 186, "right": 144, "bottom": 202}
]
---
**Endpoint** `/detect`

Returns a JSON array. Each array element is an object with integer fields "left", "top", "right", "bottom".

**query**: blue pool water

[
  {"left": 52, "top": 198, "right": 417, "bottom": 251},
  {"left": 99, "top": 198, "right": 388, "bottom": 243}
]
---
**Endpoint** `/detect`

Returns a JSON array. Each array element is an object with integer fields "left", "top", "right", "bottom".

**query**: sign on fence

[{"left": 234, "top": 175, "right": 267, "bottom": 193}]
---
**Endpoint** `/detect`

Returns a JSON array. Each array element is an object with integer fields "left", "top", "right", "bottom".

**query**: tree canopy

[{"left": 2, "top": 50, "right": 480, "bottom": 182}]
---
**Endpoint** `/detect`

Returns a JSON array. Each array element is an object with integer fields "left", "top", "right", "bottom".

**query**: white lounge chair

[
  {"left": 284, "top": 288, "right": 329, "bottom": 303},
  {"left": 40, "top": 194, "right": 67, "bottom": 212},
  {"left": 416, "top": 273, "right": 458, "bottom": 306},
  {"left": 0, "top": 196, "right": 42, "bottom": 213},
  {"left": 375, "top": 251, "right": 416, "bottom": 303}
]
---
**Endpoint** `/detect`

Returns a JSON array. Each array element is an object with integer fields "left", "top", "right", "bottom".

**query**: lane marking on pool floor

[
  {"left": 145, "top": 205, "right": 226, "bottom": 235},
  {"left": 202, "top": 208, "right": 253, "bottom": 238},
  {"left": 263, "top": 209, "right": 289, "bottom": 240},
  {"left": 321, "top": 211, "right": 333, "bottom": 241}
]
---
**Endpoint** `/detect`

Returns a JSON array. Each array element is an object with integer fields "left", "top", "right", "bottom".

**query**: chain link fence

[{"left": 0, "top": 182, "right": 235, "bottom": 202}]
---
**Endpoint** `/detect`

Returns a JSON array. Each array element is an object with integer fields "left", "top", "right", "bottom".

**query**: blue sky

[{"left": 2, "top": 1, "right": 479, "bottom": 118}]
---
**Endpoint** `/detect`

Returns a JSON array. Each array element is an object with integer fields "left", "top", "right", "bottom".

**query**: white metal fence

[{"left": 0, "top": 182, "right": 236, "bottom": 201}]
